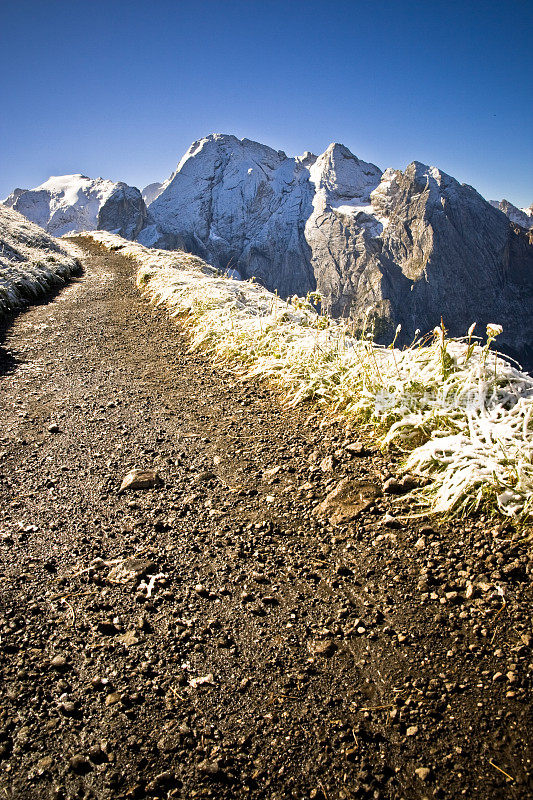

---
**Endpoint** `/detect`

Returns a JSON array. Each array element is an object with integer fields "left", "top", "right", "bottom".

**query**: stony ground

[{"left": 0, "top": 238, "right": 531, "bottom": 800}]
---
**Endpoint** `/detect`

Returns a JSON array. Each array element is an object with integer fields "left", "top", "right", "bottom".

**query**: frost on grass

[
  {"left": 0, "top": 205, "right": 79, "bottom": 319},
  {"left": 78, "top": 231, "right": 533, "bottom": 520}
]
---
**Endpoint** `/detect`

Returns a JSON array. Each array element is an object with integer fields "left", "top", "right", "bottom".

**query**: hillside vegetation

[
  {"left": 0, "top": 205, "right": 79, "bottom": 319},
  {"left": 74, "top": 231, "right": 533, "bottom": 521}
]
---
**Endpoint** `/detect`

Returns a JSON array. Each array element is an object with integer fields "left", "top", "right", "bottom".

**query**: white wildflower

[{"left": 486, "top": 323, "right": 503, "bottom": 338}]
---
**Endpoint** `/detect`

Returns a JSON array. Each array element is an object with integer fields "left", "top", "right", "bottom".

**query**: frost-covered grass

[
  {"left": 0, "top": 205, "right": 79, "bottom": 319},
  {"left": 79, "top": 231, "right": 533, "bottom": 521}
]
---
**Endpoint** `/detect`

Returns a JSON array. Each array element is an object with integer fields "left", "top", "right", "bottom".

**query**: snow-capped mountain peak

[{"left": 3, "top": 174, "right": 146, "bottom": 238}]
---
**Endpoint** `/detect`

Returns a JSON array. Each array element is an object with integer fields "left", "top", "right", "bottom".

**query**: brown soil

[{"left": 0, "top": 238, "right": 531, "bottom": 800}]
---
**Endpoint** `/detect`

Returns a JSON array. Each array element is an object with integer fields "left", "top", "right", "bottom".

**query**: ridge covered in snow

[{"left": 0, "top": 205, "right": 79, "bottom": 318}]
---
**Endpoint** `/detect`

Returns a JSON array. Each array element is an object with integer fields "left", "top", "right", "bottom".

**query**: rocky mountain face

[
  {"left": 139, "top": 135, "right": 533, "bottom": 367},
  {"left": 364, "top": 164, "right": 533, "bottom": 366},
  {"left": 138, "top": 135, "right": 318, "bottom": 296},
  {"left": 97, "top": 183, "right": 147, "bottom": 239},
  {"left": 489, "top": 199, "right": 533, "bottom": 230},
  {"left": 3, "top": 175, "right": 146, "bottom": 239}
]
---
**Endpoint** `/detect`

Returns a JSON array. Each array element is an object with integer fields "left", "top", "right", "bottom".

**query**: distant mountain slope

[
  {"left": 139, "top": 134, "right": 533, "bottom": 368},
  {"left": 489, "top": 199, "right": 533, "bottom": 229},
  {"left": 3, "top": 175, "right": 146, "bottom": 239},
  {"left": 0, "top": 205, "right": 79, "bottom": 318},
  {"left": 141, "top": 182, "right": 163, "bottom": 205}
]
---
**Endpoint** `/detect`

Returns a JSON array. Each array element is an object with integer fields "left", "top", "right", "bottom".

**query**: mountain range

[{"left": 3, "top": 134, "right": 533, "bottom": 368}]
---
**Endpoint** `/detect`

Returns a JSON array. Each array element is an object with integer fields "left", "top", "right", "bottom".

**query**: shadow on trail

[
  {"left": 0, "top": 313, "right": 19, "bottom": 376},
  {"left": 0, "top": 348, "right": 18, "bottom": 376}
]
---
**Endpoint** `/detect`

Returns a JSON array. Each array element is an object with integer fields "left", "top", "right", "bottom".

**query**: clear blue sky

[{"left": 1, "top": 0, "right": 532, "bottom": 206}]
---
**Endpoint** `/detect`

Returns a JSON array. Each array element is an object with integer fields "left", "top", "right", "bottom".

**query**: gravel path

[{"left": 0, "top": 238, "right": 531, "bottom": 800}]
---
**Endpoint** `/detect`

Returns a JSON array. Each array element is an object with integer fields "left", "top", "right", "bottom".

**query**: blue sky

[{"left": 1, "top": 0, "right": 532, "bottom": 206}]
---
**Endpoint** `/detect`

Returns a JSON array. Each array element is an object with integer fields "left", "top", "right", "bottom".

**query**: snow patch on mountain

[
  {"left": 5, "top": 175, "right": 117, "bottom": 236},
  {"left": 142, "top": 182, "right": 163, "bottom": 205},
  {"left": 306, "top": 143, "right": 384, "bottom": 238},
  {"left": 0, "top": 205, "right": 79, "bottom": 318}
]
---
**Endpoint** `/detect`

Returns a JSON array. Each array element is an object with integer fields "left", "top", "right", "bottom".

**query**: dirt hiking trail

[{"left": 0, "top": 238, "right": 531, "bottom": 800}]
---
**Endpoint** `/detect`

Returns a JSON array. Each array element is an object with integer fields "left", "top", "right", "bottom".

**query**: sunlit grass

[
  {"left": 0, "top": 207, "right": 79, "bottom": 317},
  {"left": 83, "top": 231, "right": 533, "bottom": 521}
]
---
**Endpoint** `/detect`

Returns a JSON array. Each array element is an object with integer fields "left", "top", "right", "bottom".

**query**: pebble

[
  {"left": 36, "top": 756, "right": 53, "bottom": 773},
  {"left": 415, "top": 767, "right": 431, "bottom": 781},
  {"left": 382, "top": 477, "right": 404, "bottom": 494},
  {"left": 344, "top": 441, "right": 365, "bottom": 455},
  {"left": 105, "top": 692, "right": 122, "bottom": 706},
  {"left": 314, "top": 478, "right": 379, "bottom": 524},
  {"left": 198, "top": 758, "right": 221, "bottom": 776},
  {"left": 59, "top": 701, "right": 77, "bottom": 715},
  {"left": 157, "top": 736, "right": 177, "bottom": 753},
  {"left": 382, "top": 513, "right": 402, "bottom": 529},
  {"left": 148, "top": 771, "right": 174, "bottom": 790},
  {"left": 88, "top": 744, "right": 107, "bottom": 763},
  {"left": 320, "top": 455, "right": 336, "bottom": 472},
  {"left": 107, "top": 557, "right": 156, "bottom": 583},
  {"left": 189, "top": 673, "right": 215, "bottom": 688},
  {"left": 119, "top": 468, "right": 162, "bottom": 492},
  {"left": 69, "top": 754, "right": 90, "bottom": 773},
  {"left": 310, "top": 640, "right": 337, "bottom": 657},
  {"left": 50, "top": 655, "right": 68, "bottom": 671}
]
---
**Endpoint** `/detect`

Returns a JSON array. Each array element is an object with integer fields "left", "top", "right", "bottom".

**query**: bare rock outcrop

[{"left": 97, "top": 183, "right": 147, "bottom": 239}]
